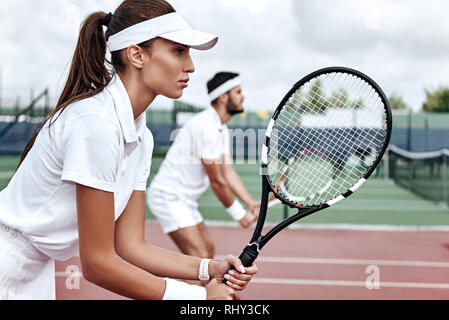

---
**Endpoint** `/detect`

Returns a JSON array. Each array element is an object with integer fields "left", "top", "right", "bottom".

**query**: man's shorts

[{"left": 147, "top": 186, "right": 204, "bottom": 234}]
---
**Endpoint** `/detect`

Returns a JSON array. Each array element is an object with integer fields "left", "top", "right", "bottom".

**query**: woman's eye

[{"left": 175, "top": 47, "right": 185, "bottom": 54}]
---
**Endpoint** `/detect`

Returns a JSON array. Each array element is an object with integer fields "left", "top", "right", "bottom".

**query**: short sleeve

[
  {"left": 200, "top": 126, "right": 223, "bottom": 160},
  {"left": 61, "top": 115, "right": 121, "bottom": 192},
  {"left": 135, "top": 130, "right": 154, "bottom": 191},
  {"left": 135, "top": 162, "right": 151, "bottom": 191},
  {"left": 222, "top": 125, "right": 231, "bottom": 156}
]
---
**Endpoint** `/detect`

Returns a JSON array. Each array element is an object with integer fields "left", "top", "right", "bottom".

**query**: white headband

[
  {"left": 208, "top": 77, "right": 242, "bottom": 102},
  {"left": 106, "top": 12, "right": 218, "bottom": 52}
]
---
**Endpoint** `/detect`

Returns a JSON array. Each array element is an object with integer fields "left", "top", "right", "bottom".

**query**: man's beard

[{"left": 226, "top": 99, "right": 244, "bottom": 116}]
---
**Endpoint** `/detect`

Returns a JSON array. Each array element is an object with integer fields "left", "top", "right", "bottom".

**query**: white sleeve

[
  {"left": 61, "top": 115, "right": 121, "bottom": 192},
  {"left": 200, "top": 126, "right": 223, "bottom": 160},
  {"left": 135, "top": 131, "right": 153, "bottom": 191},
  {"left": 135, "top": 159, "right": 151, "bottom": 191},
  {"left": 222, "top": 126, "right": 231, "bottom": 156}
]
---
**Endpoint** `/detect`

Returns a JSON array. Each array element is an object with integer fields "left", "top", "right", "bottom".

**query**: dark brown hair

[
  {"left": 17, "top": 0, "right": 175, "bottom": 168},
  {"left": 207, "top": 72, "right": 240, "bottom": 106}
]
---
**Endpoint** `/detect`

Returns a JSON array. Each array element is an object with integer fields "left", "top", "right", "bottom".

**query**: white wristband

[
  {"left": 162, "top": 278, "right": 207, "bottom": 300},
  {"left": 226, "top": 200, "right": 246, "bottom": 221},
  {"left": 198, "top": 259, "right": 212, "bottom": 281}
]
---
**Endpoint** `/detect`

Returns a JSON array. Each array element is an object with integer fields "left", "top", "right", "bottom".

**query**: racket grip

[
  {"left": 238, "top": 243, "right": 260, "bottom": 267},
  {"left": 222, "top": 244, "right": 259, "bottom": 284}
]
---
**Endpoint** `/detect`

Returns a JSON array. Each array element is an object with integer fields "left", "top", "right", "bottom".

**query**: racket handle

[
  {"left": 222, "top": 244, "right": 260, "bottom": 284},
  {"left": 238, "top": 243, "right": 260, "bottom": 267}
]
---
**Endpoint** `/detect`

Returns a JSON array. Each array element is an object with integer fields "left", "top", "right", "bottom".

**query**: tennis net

[{"left": 388, "top": 145, "right": 449, "bottom": 206}]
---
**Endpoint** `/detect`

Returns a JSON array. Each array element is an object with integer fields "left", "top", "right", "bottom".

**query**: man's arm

[
  {"left": 221, "top": 154, "right": 260, "bottom": 214},
  {"left": 202, "top": 158, "right": 235, "bottom": 207},
  {"left": 202, "top": 158, "right": 257, "bottom": 228}
]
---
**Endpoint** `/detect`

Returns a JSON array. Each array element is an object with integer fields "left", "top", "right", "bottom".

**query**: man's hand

[
  {"left": 238, "top": 210, "right": 258, "bottom": 229},
  {"left": 248, "top": 201, "right": 261, "bottom": 215}
]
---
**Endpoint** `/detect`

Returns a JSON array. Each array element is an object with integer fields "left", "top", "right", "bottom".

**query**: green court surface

[
  {"left": 1, "top": 155, "right": 448, "bottom": 227},
  {"left": 195, "top": 159, "right": 449, "bottom": 227}
]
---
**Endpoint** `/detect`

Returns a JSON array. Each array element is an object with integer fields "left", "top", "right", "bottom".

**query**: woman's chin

[{"left": 164, "top": 90, "right": 183, "bottom": 100}]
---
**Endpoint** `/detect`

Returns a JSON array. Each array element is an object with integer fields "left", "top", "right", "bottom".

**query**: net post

[
  {"left": 406, "top": 110, "right": 412, "bottom": 151},
  {"left": 384, "top": 148, "right": 390, "bottom": 179},
  {"left": 443, "top": 153, "right": 448, "bottom": 208}
]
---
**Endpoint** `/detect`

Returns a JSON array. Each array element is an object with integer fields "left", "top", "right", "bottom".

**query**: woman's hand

[{"left": 208, "top": 255, "right": 258, "bottom": 290}]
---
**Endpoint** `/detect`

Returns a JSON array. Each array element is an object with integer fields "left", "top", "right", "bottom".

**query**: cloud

[
  {"left": 290, "top": 0, "right": 449, "bottom": 110},
  {"left": 1, "top": 0, "right": 448, "bottom": 112}
]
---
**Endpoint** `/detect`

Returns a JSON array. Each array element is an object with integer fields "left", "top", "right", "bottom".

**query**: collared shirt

[
  {"left": 0, "top": 76, "right": 153, "bottom": 261},
  {"left": 149, "top": 107, "right": 229, "bottom": 202}
]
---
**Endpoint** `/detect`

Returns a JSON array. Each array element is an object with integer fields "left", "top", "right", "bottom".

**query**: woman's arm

[
  {"left": 77, "top": 184, "right": 254, "bottom": 300},
  {"left": 76, "top": 184, "right": 167, "bottom": 300},
  {"left": 115, "top": 190, "right": 257, "bottom": 289},
  {"left": 114, "top": 190, "right": 203, "bottom": 279}
]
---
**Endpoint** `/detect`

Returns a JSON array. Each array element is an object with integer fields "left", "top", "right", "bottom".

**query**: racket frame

[{"left": 241, "top": 67, "right": 392, "bottom": 264}]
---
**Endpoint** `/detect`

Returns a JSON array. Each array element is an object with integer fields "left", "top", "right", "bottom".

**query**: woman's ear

[{"left": 125, "top": 45, "right": 145, "bottom": 69}]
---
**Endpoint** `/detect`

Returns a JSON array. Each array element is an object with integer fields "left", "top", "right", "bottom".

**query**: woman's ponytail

[
  {"left": 56, "top": 12, "right": 111, "bottom": 109},
  {"left": 18, "top": 12, "right": 112, "bottom": 168},
  {"left": 17, "top": 0, "right": 176, "bottom": 169}
]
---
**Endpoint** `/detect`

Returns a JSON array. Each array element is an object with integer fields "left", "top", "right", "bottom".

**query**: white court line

[
  {"left": 56, "top": 272, "right": 83, "bottom": 278},
  {"left": 251, "top": 278, "right": 449, "bottom": 289},
  {"left": 204, "top": 220, "right": 449, "bottom": 231},
  {"left": 59, "top": 255, "right": 449, "bottom": 269},
  {"left": 65, "top": 253, "right": 449, "bottom": 268},
  {"left": 54, "top": 272, "right": 449, "bottom": 290},
  {"left": 215, "top": 255, "right": 449, "bottom": 268},
  {"left": 59, "top": 255, "right": 449, "bottom": 280}
]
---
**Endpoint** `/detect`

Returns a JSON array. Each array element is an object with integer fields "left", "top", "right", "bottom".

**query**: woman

[{"left": 0, "top": 0, "right": 257, "bottom": 300}]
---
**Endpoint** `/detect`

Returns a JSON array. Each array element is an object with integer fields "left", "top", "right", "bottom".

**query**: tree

[
  {"left": 307, "top": 80, "right": 328, "bottom": 113},
  {"left": 329, "top": 89, "right": 349, "bottom": 109},
  {"left": 388, "top": 93, "right": 408, "bottom": 111},
  {"left": 422, "top": 87, "right": 449, "bottom": 112}
]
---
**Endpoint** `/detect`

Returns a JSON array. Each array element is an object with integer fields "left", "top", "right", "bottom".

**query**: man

[{"left": 148, "top": 72, "right": 259, "bottom": 259}]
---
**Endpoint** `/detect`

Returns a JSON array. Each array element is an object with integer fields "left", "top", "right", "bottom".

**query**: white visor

[
  {"left": 107, "top": 12, "right": 218, "bottom": 52},
  {"left": 208, "top": 77, "right": 242, "bottom": 102}
]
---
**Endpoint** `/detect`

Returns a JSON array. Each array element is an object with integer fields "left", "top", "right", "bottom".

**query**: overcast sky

[{"left": 1, "top": 0, "right": 448, "bottom": 112}]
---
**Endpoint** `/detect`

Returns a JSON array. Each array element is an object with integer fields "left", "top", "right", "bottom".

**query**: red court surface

[{"left": 56, "top": 222, "right": 449, "bottom": 300}]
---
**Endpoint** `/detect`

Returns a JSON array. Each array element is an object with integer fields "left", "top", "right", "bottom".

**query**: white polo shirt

[
  {"left": 0, "top": 76, "right": 153, "bottom": 261},
  {"left": 150, "top": 107, "right": 230, "bottom": 201}
]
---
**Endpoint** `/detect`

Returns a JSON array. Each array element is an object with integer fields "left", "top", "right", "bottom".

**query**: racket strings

[
  {"left": 282, "top": 153, "right": 335, "bottom": 201},
  {"left": 276, "top": 89, "right": 382, "bottom": 198},
  {"left": 272, "top": 89, "right": 382, "bottom": 201},
  {"left": 268, "top": 72, "right": 387, "bottom": 206},
  {"left": 275, "top": 75, "right": 384, "bottom": 162},
  {"left": 272, "top": 87, "right": 378, "bottom": 178},
  {"left": 286, "top": 91, "right": 384, "bottom": 171}
]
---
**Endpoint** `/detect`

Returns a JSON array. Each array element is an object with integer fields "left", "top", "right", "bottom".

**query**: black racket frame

[{"left": 237, "top": 67, "right": 393, "bottom": 267}]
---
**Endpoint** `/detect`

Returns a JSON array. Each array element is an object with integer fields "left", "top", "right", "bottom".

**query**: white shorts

[
  {"left": 148, "top": 186, "right": 203, "bottom": 234},
  {"left": 0, "top": 223, "right": 55, "bottom": 300}
]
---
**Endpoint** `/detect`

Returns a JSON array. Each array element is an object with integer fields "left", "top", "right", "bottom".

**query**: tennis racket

[
  {"left": 267, "top": 149, "right": 338, "bottom": 208},
  {"left": 237, "top": 66, "right": 392, "bottom": 267}
]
